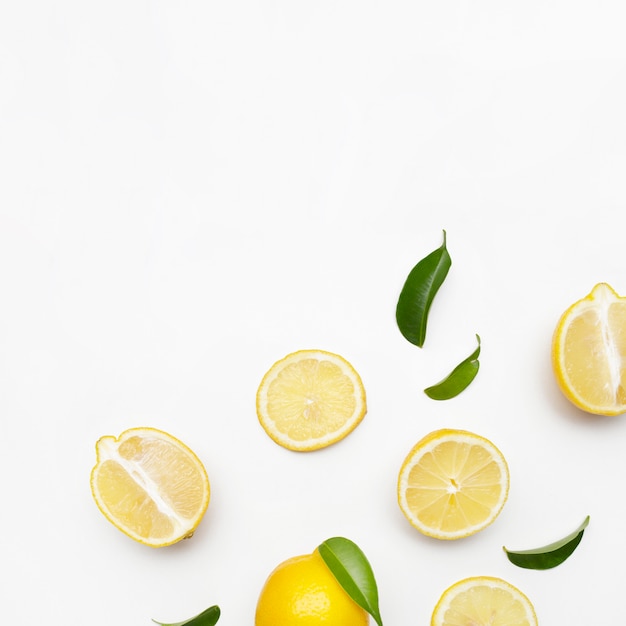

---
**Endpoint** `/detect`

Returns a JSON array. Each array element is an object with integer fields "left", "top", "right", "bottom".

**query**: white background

[{"left": 2, "top": 2, "right": 626, "bottom": 624}]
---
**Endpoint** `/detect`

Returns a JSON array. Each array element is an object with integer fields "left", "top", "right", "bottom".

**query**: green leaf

[
  {"left": 396, "top": 230, "right": 451, "bottom": 347},
  {"left": 152, "top": 605, "right": 221, "bottom": 626},
  {"left": 503, "top": 516, "right": 590, "bottom": 570},
  {"left": 424, "top": 334, "right": 481, "bottom": 400},
  {"left": 318, "top": 537, "right": 383, "bottom": 626}
]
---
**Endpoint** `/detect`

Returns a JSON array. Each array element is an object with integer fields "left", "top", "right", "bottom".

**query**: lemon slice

[
  {"left": 397, "top": 429, "right": 509, "bottom": 539},
  {"left": 552, "top": 282, "right": 626, "bottom": 416},
  {"left": 431, "top": 576, "right": 538, "bottom": 626},
  {"left": 90, "top": 427, "right": 210, "bottom": 547},
  {"left": 256, "top": 349, "right": 367, "bottom": 451}
]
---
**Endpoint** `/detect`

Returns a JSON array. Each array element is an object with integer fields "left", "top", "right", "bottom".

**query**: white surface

[{"left": 2, "top": 2, "right": 626, "bottom": 624}]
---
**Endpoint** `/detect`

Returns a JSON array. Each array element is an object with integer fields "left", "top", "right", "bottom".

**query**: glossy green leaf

[
  {"left": 318, "top": 537, "right": 383, "bottom": 626},
  {"left": 503, "top": 516, "right": 590, "bottom": 570},
  {"left": 424, "top": 334, "right": 481, "bottom": 400},
  {"left": 396, "top": 230, "right": 451, "bottom": 347},
  {"left": 152, "top": 605, "right": 221, "bottom": 626}
]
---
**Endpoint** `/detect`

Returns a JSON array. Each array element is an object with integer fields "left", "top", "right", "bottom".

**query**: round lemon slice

[
  {"left": 552, "top": 282, "right": 626, "bottom": 416},
  {"left": 397, "top": 429, "right": 509, "bottom": 539},
  {"left": 431, "top": 576, "right": 538, "bottom": 626},
  {"left": 90, "top": 427, "right": 210, "bottom": 547},
  {"left": 256, "top": 349, "right": 367, "bottom": 451}
]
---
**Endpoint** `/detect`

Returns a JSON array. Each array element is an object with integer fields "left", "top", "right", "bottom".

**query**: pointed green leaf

[
  {"left": 424, "top": 334, "right": 481, "bottom": 400},
  {"left": 152, "top": 605, "right": 221, "bottom": 626},
  {"left": 503, "top": 516, "right": 590, "bottom": 570},
  {"left": 318, "top": 537, "right": 383, "bottom": 626},
  {"left": 396, "top": 230, "right": 451, "bottom": 347}
]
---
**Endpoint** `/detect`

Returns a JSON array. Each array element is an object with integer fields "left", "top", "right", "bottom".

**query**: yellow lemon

[
  {"left": 255, "top": 549, "right": 369, "bottom": 626},
  {"left": 552, "top": 282, "right": 626, "bottom": 416},
  {"left": 397, "top": 429, "right": 509, "bottom": 540},
  {"left": 90, "top": 427, "right": 210, "bottom": 547},
  {"left": 256, "top": 349, "right": 367, "bottom": 451},
  {"left": 431, "top": 576, "right": 538, "bottom": 626}
]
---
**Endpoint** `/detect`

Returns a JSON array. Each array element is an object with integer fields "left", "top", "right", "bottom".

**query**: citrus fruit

[
  {"left": 256, "top": 349, "right": 367, "bottom": 451},
  {"left": 90, "top": 427, "right": 210, "bottom": 547},
  {"left": 552, "top": 282, "right": 626, "bottom": 416},
  {"left": 397, "top": 429, "right": 509, "bottom": 539},
  {"left": 255, "top": 549, "right": 369, "bottom": 626},
  {"left": 431, "top": 576, "right": 538, "bottom": 626}
]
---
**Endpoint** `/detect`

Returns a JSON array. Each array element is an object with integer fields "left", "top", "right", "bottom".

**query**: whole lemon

[{"left": 255, "top": 549, "right": 369, "bottom": 625}]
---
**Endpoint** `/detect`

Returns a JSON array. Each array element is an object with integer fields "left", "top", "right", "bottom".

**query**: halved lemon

[
  {"left": 431, "top": 576, "right": 538, "bottom": 626},
  {"left": 397, "top": 429, "right": 509, "bottom": 539},
  {"left": 90, "top": 427, "right": 210, "bottom": 547},
  {"left": 256, "top": 349, "right": 367, "bottom": 451},
  {"left": 552, "top": 282, "right": 626, "bottom": 416}
]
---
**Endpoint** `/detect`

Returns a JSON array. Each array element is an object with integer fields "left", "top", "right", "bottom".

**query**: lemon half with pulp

[
  {"left": 431, "top": 576, "right": 538, "bottom": 626},
  {"left": 397, "top": 429, "right": 509, "bottom": 539},
  {"left": 552, "top": 282, "right": 626, "bottom": 416},
  {"left": 90, "top": 427, "right": 210, "bottom": 547}
]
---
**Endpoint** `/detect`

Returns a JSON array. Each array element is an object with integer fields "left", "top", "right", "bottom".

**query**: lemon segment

[
  {"left": 255, "top": 549, "right": 368, "bottom": 626},
  {"left": 90, "top": 427, "right": 210, "bottom": 547},
  {"left": 397, "top": 429, "right": 509, "bottom": 540},
  {"left": 552, "top": 282, "right": 626, "bottom": 415},
  {"left": 256, "top": 349, "right": 367, "bottom": 451},
  {"left": 431, "top": 576, "right": 538, "bottom": 626}
]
